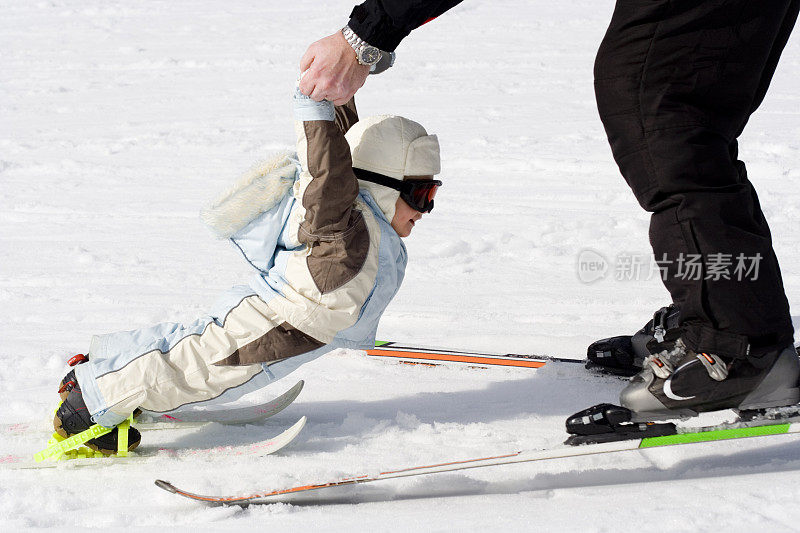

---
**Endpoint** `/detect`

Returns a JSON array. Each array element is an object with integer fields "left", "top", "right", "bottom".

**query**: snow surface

[{"left": 3, "top": 0, "right": 800, "bottom": 530}]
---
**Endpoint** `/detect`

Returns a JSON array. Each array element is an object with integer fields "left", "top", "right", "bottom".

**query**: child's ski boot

[{"left": 53, "top": 358, "right": 141, "bottom": 455}]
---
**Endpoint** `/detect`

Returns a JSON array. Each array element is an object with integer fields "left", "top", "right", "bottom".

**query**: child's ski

[
  {"left": 154, "top": 413, "right": 800, "bottom": 506},
  {"left": 4, "top": 417, "right": 307, "bottom": 470},
  {"left": 366, "top": 341, "right": 583, "bottom": 368},
  {"left": 137, "top": 380, "right": 305, "bottom": 427}
]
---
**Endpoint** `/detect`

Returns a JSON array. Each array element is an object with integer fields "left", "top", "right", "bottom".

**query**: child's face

[{"left": 390, "top": 175, "right": 435, "bottom": 238}]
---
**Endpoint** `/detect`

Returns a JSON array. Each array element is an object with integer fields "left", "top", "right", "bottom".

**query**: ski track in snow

[{"left": 3, "top": 0, "right": 800, "bottom": 530}]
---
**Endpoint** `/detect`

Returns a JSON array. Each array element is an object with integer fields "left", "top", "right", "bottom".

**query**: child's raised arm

[{"left": 292, "top": 88, "right": 370, "bottom": 294}]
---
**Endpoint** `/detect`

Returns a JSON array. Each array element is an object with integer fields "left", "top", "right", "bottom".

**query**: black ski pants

[{"left": 595, "top": 0, "right": 799, "bottom": 359}]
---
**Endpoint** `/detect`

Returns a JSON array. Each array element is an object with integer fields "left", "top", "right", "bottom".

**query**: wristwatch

[{"left": 341, "top": 25, "right": 383, "bottom": 67}]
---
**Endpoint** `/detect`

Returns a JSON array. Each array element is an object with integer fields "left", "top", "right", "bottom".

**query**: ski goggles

[{"left": 353, "top": 167, "right": 442, "bottom": 213}]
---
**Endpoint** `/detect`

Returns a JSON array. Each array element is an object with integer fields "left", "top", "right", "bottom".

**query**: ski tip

[{"left": 154, "top": 480, "right": 178, "bottom": 493}]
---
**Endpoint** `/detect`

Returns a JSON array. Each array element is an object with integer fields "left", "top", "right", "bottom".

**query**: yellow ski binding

[{"left": 34, "top": 412, "right": 134, "bottom": 462}]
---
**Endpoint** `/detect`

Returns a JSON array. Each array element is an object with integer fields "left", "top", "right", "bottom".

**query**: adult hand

[{"left": 299, "top": 31, "right": 370, "bottom": 105}]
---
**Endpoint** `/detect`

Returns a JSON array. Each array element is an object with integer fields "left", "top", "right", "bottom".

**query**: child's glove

[{"left": 293, "top": 79, "right": 335, "bottom": 122}]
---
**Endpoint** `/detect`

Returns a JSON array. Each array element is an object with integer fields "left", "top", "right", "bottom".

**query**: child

[{"left": 54, "top": 88, "right": 442, "bottom": 454}]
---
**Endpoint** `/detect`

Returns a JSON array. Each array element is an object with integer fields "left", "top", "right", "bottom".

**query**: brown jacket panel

[
  {"left": 299, "top": 98, "right": 372, "bottom": 294},
  {"left": 304, "top": 209, "right": 370, "bottom": 294},
  {"left": 299, "top": 118, "right": 360, "bottom": 236},
  {"left": 215, "top": 322, "right": 325, "bottom": 366},
  {"left": 334, "top": 98, "right": 359, "bottom": 134}
]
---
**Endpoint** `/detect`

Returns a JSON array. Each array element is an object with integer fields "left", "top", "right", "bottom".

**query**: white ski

[
  {"left": 155, "top": 416, "right": 800, "bottom": 505},
  {"left": 137, "top": 380, "right": 305, "bottom": 428}
]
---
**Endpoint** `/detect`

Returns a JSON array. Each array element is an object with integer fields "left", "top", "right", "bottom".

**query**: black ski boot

[
  {"left": 54, "top": 368, "right": 141, "bottom": 455},
  {"left": 586, "top": 304, "right": 680, "bottom": 376},
  {"left": 619, "top": 335, "right": 800, "bottom": 422}
]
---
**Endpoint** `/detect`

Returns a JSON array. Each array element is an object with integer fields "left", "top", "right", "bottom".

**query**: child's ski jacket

[{"left": 203, "top": 96, "right": 408, "bottom": 365}]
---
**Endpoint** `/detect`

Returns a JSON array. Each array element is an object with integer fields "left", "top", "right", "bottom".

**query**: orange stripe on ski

[
  {"left": 378, "top": 452, "right": 522, "bottom": 475},
  {"left": 366, "top": 349, "right": 546, "bottom": 368},
  {"left": 170, "top": 477, "right": 368, "bottom": 503}
]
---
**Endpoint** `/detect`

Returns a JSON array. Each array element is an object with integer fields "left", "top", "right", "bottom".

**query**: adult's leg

[{"left": 594, "top": 0, "right": 799, "bottom": 360}]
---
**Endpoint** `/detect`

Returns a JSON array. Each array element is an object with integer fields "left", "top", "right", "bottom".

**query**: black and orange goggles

[{"left": 353, "top": 167, "right": 442, "bottom": 213}]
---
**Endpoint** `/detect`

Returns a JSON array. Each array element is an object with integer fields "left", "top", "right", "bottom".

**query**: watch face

[{"left": 360, "top": 46, "right": 381, "bottom": 65}]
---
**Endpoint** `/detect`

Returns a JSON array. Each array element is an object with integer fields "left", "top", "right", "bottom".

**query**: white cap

[{"left": 345, "top": 115, "right": 440, "bottom": 179}]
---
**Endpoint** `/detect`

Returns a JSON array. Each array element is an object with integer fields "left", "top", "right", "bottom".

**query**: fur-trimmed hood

[
  {"left": 201, "top": 151, "right": 400, "bottom": 238},
  {"left": 200, "top": 151, "right": 299, "bottom": 239}
]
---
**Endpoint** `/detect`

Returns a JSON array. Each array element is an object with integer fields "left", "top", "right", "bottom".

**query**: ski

[
  {"left": 366, "top": 341, "right": 583, "bottom": 369},
  {"left": 2, "top": 380, "right": 304, "bottom": 436},
  {"left": 154, "top": 413, "right": 800, "bottom": 506},
  {"left": 3, "top": 416, "right": 307, "bottom": 470},
  {"left": 137, "top": 380, "right": 305, "bottom": 427}
]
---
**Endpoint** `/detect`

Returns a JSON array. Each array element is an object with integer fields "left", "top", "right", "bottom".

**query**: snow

[{"left": 3, "top": 0, "right": 800, "bottom": 530}]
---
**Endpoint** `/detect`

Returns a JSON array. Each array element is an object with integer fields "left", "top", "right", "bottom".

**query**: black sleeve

[{"left": 348, "top": 0, "right": 464, "bottom": 52}]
